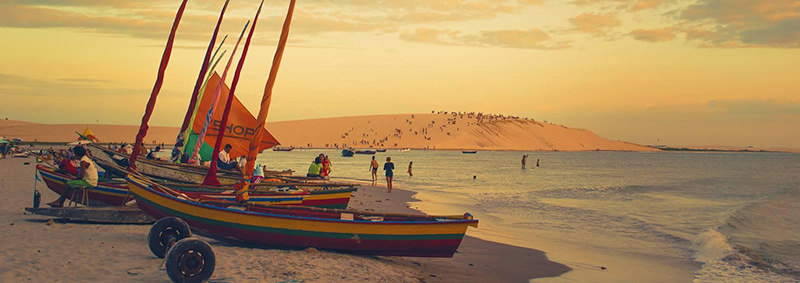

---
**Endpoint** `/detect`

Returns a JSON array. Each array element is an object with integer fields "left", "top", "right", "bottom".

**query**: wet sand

[{"left": 0, "top": 154, "right": 568, "bottom": 282}]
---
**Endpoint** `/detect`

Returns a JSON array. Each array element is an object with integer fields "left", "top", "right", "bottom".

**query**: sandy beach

[{"left": 0, "top": 153, "right": 568, "bottom": 282}]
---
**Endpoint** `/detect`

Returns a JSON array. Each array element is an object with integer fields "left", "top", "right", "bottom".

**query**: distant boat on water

[
  {"left": 341, "top": 149, "right": 354, "bottom": 157},
  {"left": 376, "top": 149, "right": 387, "bottom": 152},
  {"left": 273, "top": 146, "right": 294, "bottom": 151},
  {"left": 462, "top": 150, "right": 477, "bottom": 154},
  {"left": 356, "top": 150, "right": 377, "bottom": 155},
  {"left": 400, "top": 148, "right": 411, "bottom": 152}
]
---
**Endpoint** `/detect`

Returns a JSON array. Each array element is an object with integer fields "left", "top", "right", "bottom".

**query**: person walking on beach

[
  {"left": 521, "top": 154, "right": 528, "bottom": 169},
  {"left": 384, "top": 157, "right": 395, "bottom": 193},
  {"left": 369, "top": 156, "right": 379, "bottom": 184},
  {"left": 407, "top": 161, "right": 413, "bottom": 176},
  {"left": 47, "top": 146, "right": 98, "bottom": 207}
]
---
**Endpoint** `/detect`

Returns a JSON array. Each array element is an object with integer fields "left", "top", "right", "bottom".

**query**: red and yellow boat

[
  {"left": 127, "top": 174, "right": 478, "bottom": 257},
  {"left": 37, "top": 164, "right": 355, "bottom": 208}
]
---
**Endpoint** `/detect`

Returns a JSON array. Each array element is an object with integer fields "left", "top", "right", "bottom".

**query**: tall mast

[
  {"left": 129, "top": 0, "right": 188, "bottom": 171},
  {"left": 173, "top": 0, "right": 230, "bottom": 157},
  {"left": 202, "top": 0, "right": 264, "bottom": 186},
  {"left": 243, "top": 0, "right": 297, "bottom": 178}
]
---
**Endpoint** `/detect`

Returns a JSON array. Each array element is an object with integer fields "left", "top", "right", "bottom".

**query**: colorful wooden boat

[
  {"left": 127, "top": 174, "right": 478, "bottom": 257},
  {"left": 88, "top": 144, "right": 294, "bottom": 185},
  {"left": 37, "top": 165, "right": 355, "bottom": 208}
]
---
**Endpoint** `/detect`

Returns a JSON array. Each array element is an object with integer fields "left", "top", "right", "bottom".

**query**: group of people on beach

[
  {"left": 369, "top": 156, "right": 412, "bottom": 193},
  {"left": 307, "top": 154, "right": 332, "bottom": 179}
]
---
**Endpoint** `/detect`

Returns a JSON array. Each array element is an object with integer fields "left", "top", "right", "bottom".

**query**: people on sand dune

[
  {"left": 217, "top": 144, "right": 238, "bottom": 170},
  {"left": 307, "top": 157, "right": 323, "bottom": 178},
  {"left": 407, "top": 161, "right": 413, "bottom": 176},
  {"left": 384, "top": 157, "right": 395, "bottom": 193},
  {"left": 369, "top": 156, "right": 379, "bottom": 184},
  {"left": 47, "top": 146, "right": 98, "bottom": 207}
]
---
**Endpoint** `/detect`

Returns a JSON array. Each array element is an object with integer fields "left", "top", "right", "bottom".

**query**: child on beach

[{"left": 384, "top": 157, "right": 394, "bottom": 193}]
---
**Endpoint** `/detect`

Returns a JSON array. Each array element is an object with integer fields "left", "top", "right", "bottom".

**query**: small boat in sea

[
  {"left": 400, "top": 148, "right": 411, "bottom": 152},
  {"left": 127, "top": 173, "right": 478, "bottom": 257},
  {"left": 462, "top": 150, "right": 477, "bottom": 154},
  {"left": 341, "top": 148, "right": 354, "bottom": 157},
  {"left": 273, "top": 146, "right": 294, "bottom": 151},
  {"left": 376, "top": 149, "right": 387, "bottom": 152},
  {"left": 355, "top": 150, "right": 377, "bottom": 155}
]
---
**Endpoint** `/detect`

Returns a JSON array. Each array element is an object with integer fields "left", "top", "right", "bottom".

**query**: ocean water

[{"left": 256, "top": 149, "right": 800, "bottom": 282}]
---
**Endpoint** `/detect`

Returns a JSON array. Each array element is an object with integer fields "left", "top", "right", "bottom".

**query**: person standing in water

[
  {"left": 407, "top": 161, "right": 413, "bottom": 176},
  {"left": 521, "top": 154, "right": 528, "bottom": 169},
  {"left": 384, "top": 157, "right": 395, "bottom": 193},
  {"left": 369, "top": 156, "right": 379, "bottom": 184},
  {"left": 536, "top": 159, "right": 540, "bottom": 167}
]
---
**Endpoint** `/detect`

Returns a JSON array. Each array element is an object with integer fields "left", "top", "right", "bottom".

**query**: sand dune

[{"left": 0, "top": 113, "right": 655, "bottom": 151}]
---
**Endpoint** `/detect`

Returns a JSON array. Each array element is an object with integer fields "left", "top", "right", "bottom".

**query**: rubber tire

[
  {"left": 148, "top": 217, "right": 192, "bottom": 258},
  {"left": 165, "top": 237, "right": 215, "bottom": 283}
]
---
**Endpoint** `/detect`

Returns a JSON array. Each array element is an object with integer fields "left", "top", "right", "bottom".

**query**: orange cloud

[
  {"left": 630, "top": 28, "right": 676, "bottom": 42},
  {"left": 568, "top": 13, "right": 620, "bottom": 35},
  {"left": 400, "top": 28, "right": 569, "bottom": 50}
]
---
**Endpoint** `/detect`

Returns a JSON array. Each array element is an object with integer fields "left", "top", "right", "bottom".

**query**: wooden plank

[{"left": 25, "top": 207, "right": 154, "bottom": 224}]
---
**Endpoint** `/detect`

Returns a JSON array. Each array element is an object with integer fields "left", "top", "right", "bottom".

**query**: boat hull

[
  {"left": 37, "top": 165, "right": 354, "bottom": 209},
  {"left": 127, "top": 175, "right": 477, "bottom": 257}
]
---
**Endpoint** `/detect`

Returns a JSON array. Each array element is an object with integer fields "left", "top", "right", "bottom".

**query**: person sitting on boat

[
  {"left": 55, "top": 149, "right": 79, "bottom": 176},
  {"left": 320, "top": 155, "right": 331, "bottom": 179},
  {"left": 307, "top": 157, "right": 322, "bottom": 178},
  {"left": 217, "top": 144, "right": 238, "bottom": 170},
  {"left": 146, "top": 146, "right": 161, "bottom": 160},
  {"left": 251, "top": 163, "right": 265, "bottom": 184},
  {"left": 47, "top": 146, "right": 98, "bottom": 207}
]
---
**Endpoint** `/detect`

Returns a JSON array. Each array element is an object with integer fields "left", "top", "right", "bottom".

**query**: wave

[{"left": 693, "top": 188, "right": 800, "bottom": 281}]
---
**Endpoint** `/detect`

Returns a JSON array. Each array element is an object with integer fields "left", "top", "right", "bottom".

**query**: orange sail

[{"left": 191, "top": 72, "right": 279, "bottom": 160}]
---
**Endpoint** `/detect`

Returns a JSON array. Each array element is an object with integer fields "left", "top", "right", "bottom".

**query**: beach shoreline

[{"left": 0, "top": 154, "right": 569, "bottom": 282}]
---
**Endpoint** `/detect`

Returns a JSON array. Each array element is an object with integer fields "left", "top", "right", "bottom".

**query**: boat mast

[
  {"left": 129, "top": 0, "right": 188, "bottom": 171},
  {"left": 172, "top": 0, "right": 230, "bottom": 161},
  {"left": 243, "top": 0, "right": 297, "bottom": 180},
  {"left": 202, "top": 0, "right": 264, "bottom": 186},
  {"left": 188, "top": 21, "right": 250, "bottom": 165}
]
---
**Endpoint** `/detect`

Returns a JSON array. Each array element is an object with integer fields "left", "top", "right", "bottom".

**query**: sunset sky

[{"left": 1, "top": 0, "right": 798, "bottom": 147}]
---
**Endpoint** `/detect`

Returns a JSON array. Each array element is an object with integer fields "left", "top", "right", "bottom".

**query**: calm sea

[{"left": 256, "top": 149, "right": 800, "bottom": 282}]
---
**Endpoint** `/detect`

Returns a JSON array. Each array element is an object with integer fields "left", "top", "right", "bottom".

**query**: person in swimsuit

[
  {"left": 407, "top": 161, "right": 413, "bottom": 176},
  {"left": 384, "top": 157, "right": 394, "bottom": 193},
  {"left": 369, "top": 156, "right": 379, "bottom": 184}
]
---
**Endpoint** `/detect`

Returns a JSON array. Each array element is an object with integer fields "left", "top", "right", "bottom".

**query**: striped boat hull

[
  {"left": 37, "top": 165, "right": 354, "bottom": 208},
  {"left": 127, "top": 175, "right": 477, "bottom": 257}
]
